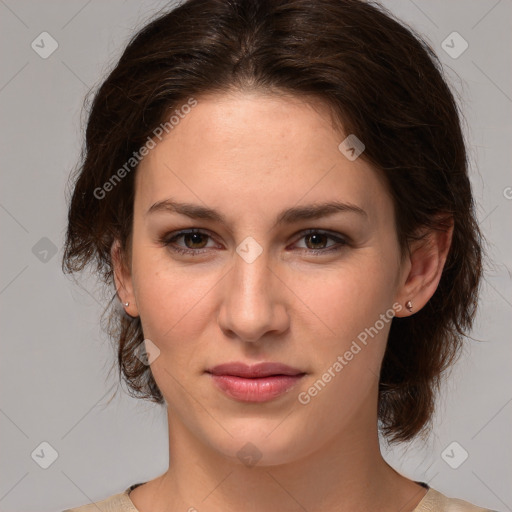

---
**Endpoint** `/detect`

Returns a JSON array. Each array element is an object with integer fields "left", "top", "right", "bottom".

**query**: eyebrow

[{"left": 146, "top": 198, "right": 367, "bottom": 227}]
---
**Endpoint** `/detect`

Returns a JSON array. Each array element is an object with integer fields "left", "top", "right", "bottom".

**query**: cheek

[
  {"left": 295, "top": 260, "right": 397, "bottom": 413},
  {"left": 131, "top": 253, "right": 215, "bottom": 353},
  {"left": 295, "top": 254, "right": 398, "bottom": 344}
]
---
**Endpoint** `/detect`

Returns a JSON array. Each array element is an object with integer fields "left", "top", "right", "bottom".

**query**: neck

[{"left": 133, "top": 403, "right": 427, "bottom": 512}]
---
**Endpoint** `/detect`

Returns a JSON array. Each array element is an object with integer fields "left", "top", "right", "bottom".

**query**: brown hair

[{"left": 62, "top": 0, "right": 483, "bottom": 443}]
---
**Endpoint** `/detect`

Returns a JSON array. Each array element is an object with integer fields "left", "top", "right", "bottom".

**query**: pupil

[
  {"left": 187, "top": 233, "right": 205, "bottom": 248},
  {"left": 184, "top": 233, "right": 327, "bottom": 250},
  {"left": 308, "top": 234, "right": 325, "bottom": 249}
]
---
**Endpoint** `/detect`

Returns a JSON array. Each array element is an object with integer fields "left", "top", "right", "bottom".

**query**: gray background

[{"left": 0, "top": 1, "right": 511, "bottom": 511}]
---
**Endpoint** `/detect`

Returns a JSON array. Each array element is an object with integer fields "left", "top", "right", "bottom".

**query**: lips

[
  {"left": 206, "top": 362, "right": 306, "bottom": 402},
  {"left": 208, "top": 362, "right": 304, "bottom": 378}
]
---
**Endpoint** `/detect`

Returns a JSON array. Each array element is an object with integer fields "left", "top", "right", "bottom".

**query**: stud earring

[
  {"left": 405, "top": 300, "right": 413, "bottom": 312},
  {"left": 123, "top": 302, "right": 130, "bottom": 307}
]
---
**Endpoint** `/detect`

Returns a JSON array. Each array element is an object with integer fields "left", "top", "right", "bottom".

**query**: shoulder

[
  {"left": 415, "top": 487, "right": 499, "bottom": 512},
  {"left": 61, "top": 485, "right": 140, "bottom": 512}
]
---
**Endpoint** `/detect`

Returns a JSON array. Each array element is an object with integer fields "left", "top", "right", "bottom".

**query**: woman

[{"left": 61, "top": 0, "right": 494, "bottom": 510}]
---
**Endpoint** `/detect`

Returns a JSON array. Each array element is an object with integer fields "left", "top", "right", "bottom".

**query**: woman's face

[{"left": 120, "top": 90, "right": 409, "bottom": 465}]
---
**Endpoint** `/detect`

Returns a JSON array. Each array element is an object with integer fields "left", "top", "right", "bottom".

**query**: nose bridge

[
  {"left": 231, "top": 233, "right": 272, "bottom": 295},
  {"left": 219, "top": 240, "right": 286, "bottom": 342},
  {"left": 232, "top": 242, "right": 274, "bottom": 313}
]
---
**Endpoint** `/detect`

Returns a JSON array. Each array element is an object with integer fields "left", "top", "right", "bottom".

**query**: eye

[
  {"left": 292, "top": 229, "right": 348, "bottom": 254},
  {"left": 160, "top": 229, "right": 216, "bottom": 256},
  {"left": 160, "top": 228, "right": 348, "bottom": 257}
]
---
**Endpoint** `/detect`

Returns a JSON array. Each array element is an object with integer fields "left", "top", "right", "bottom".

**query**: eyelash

[{"left": 159, "top": 229, "right": 348, "bottom": 256}]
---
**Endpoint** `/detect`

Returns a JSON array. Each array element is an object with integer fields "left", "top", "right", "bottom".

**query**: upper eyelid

[{"left": 166, "top": 228, "right": 347, "bottom": 247}]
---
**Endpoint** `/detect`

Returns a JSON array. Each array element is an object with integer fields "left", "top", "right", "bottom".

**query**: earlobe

[
  {"left": 111, "top": 239, "right": 139, "bottom": 317},
  {"left": 395, "top": 217, "right": 454, "bottom": 317}
]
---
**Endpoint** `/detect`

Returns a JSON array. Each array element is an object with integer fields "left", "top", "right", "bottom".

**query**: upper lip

[{"left": 207, "top": 362, "right": 305, "bottom": 378}]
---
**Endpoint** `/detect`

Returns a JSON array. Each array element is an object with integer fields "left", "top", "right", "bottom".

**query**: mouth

[{"left": 206, "top": 362, "right": 306, "bottom": 403}]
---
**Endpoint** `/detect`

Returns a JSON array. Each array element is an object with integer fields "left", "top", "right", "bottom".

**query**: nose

[{"left": 217, "top": 248, "right": 289, "bottom": 343}]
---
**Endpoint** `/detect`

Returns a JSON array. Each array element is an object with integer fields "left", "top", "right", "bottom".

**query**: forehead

[{"left": 134, "top": 91, "right": 392, "bottom": 225}]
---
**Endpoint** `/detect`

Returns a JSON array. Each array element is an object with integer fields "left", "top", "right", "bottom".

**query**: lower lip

[{"left": 209, "top": 374, "right": 305, "bottom": 402}]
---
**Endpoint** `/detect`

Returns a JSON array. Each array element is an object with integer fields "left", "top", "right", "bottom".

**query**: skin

[{"left": 112, "top": 90, "right": 453, "bottom": 512}]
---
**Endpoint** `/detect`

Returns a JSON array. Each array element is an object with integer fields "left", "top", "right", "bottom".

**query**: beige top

[{"left": 62, "top": 483, "right": 497, "bottom": 512}]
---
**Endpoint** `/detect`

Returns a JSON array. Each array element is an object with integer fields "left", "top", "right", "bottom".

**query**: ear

[
  {"left": 111, "top": 239, "right": 139, "bottom": 317},
  {"left": 394, "top": 216, "right": 454, "bottom": 317}
]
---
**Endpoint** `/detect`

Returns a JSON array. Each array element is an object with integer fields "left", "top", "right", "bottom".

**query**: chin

[{"left": 202, "top": 417, "right": 316, "bottom": 468}]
